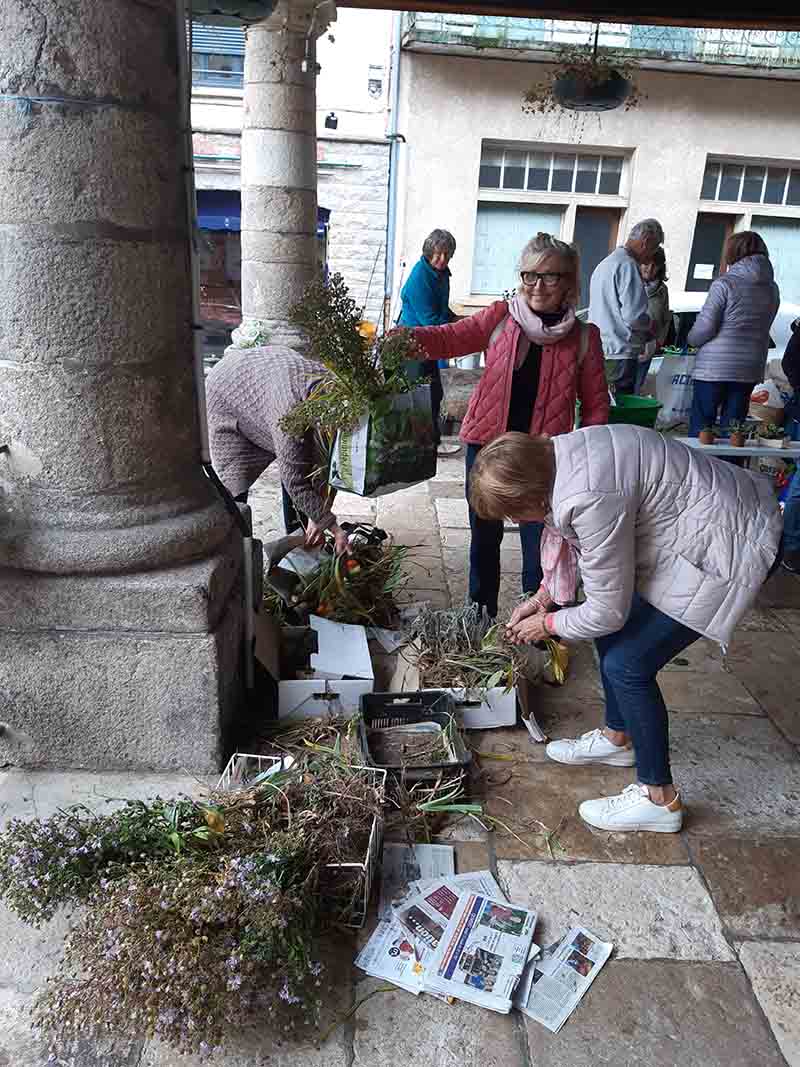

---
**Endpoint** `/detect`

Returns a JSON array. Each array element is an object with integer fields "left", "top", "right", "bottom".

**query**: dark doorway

[
  {"left": 685, "top": 213, "right": 737, "bottom": 292},
  {"left": 574, "top": 207, "right": 621, "bottom": 307}
]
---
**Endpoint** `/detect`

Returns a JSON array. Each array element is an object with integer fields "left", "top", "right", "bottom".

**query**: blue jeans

[
  {"left": 595, "top": 594, "right": 701, "bottom": 786},
  {"left": 689, "top": 379, "right": 755, "bottom": 436},
  {"left": 784, "top": 467, "right": 800, "bottom": 554},
  {"left": 465, "top": 443, "right": 543, "bottom": 618}
]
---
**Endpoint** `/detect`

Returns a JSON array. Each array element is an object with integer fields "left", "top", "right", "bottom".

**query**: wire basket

[{"left": 217, "top": 752, "right": 386, "bottom": 929}]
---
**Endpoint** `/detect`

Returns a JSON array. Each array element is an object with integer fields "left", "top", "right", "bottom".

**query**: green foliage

[
  {"left": 279, "top": 273, "right": 424, "bottom": 437},
  {"left": 1, "top": 760, "right": 383, "bottom": 1056},
  {"left": 522, "top": 44, "right": 643, "bottom": 115}
]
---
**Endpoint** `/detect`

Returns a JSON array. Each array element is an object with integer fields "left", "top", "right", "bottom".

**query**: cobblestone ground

[{"left": 3, "top": 439, "right": 800, "bottom": 1066}]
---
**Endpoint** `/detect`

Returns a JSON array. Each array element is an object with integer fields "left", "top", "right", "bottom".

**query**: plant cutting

[
  {"left": 757, "top": 422, "right": 788, "bottom": 449},
  {"left": 264, "top": 525, "right": 411, "bottom": 628},
  {"left": 728, "top": 421, "right": 747, "bottom": 447},
  {"left": 0, "top": 756, "right": 384, "bottom": 1057},
  {"left": 699, "top": 425, "right": 716, "bottom": 445},
  {"left": 522, "top": 27, "right": 643, "bottom": 115},
  {"left": 279, "top": 274, "right": 436, "bottom": 497}
]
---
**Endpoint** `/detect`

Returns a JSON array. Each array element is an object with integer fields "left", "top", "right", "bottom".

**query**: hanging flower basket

[
  {"left": 522, "top": 39, "right": 643, "bottom": 116},
  {"left": 552, "top": 69, "right": 633, "bottom": 112}
]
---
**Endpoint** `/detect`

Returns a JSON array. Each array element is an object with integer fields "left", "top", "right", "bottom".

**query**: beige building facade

[{"left": 393, "top": 20, "right": 800, "bottom": 314}]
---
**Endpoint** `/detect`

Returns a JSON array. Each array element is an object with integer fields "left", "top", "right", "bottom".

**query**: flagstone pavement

[{"left": 2, "top": 439, "right": 800, "bottom": 1067}]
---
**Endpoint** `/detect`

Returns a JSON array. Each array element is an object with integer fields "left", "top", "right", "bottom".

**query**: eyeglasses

[{"left": 520, "top": 271, "right": 566, "bottom": 288}]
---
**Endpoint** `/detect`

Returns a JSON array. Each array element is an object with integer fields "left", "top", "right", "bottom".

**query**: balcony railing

[{"left": 401, "top": 14, "right": 800, "bottom": 73}]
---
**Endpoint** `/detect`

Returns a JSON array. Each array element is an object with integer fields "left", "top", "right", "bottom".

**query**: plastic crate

[
  {"left": 608, "top": 394, "right": 662, "bottom": 428},
  {"left": 358, "top": 691, "right": 471, "bottom": 780}
]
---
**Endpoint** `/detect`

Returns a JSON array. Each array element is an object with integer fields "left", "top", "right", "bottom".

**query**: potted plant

[
  {"left": 699, "top": 425, "right": 716, "bottom": 446},
  {"left": 522, "top": 29, "right": 643, "bottom": 115},
  {"left": 728, "top": 421, "right": 747, "bottom": 448},
  {"left": 757, "top": 423, "right": 788, "bottom": 449}
]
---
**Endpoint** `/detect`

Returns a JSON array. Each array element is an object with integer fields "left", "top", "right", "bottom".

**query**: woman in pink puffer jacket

[{"left": 410, "top": 232, "right": 609, "bottom": 618}]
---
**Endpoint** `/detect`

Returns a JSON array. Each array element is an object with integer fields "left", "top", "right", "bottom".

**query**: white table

[{"left": 674, "top": 436, "right": 800, "bottom": 460}]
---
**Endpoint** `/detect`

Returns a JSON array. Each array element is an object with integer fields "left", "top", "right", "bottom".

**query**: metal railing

[{"left": 402, "top": 14, "right": 800, "bottom": 72}]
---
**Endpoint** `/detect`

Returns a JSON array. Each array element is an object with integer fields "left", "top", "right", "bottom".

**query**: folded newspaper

[
  {"left": 423, "top": 892, "right": 538, "bottom": 1013},
  {"left": 393, "top": 871, "right": 504, "bottom": 950},
  {"left": 515, "top": 925, "right": 612, "bottom": 1033},
  {"left": 356, "top": 843, "right": 456, "bottom": 995}
]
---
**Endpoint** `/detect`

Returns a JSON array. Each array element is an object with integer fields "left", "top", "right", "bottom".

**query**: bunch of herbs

[
  {"left": 410, "top": 603, "right": 524, "bottom": 691},
  {"left": 279, "top": 273, "right": 424, "bottom": 437},
  {"left": 1, "top": 758, "right": 383, "bottom": 1056}
]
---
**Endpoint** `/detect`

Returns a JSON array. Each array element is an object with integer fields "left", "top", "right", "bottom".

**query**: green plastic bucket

[{"left": 608, "top": 394, "right": 662, "bottom": 428}]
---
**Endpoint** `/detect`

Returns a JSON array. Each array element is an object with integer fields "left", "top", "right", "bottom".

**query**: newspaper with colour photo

[
  {"left": 424, "top": 893, "right": 537, "bottom": 1013},
  {"left": 393, "top": 871, "right": 503, "bottom": 951},
  {"left": 377, "top": 842, "right": 455, "bottom": 922},
  {"left": 516, "top": 925, "right": 612, "bottom": 1033}
]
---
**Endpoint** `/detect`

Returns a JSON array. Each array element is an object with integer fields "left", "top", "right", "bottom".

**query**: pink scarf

[{"left": 507, "top": 294, "right": 577, "bottom": 369}]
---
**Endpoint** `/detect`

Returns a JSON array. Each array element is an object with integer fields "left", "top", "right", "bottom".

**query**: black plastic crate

[{"left": 358, "top": 691, "right": 471, "bottom": 780}]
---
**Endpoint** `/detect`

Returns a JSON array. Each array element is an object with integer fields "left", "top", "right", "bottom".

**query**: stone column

[
  {"left": 0, "top": 0, "right": 243, "bottom": 771},
  {"left": 233, "top": 0, "right": 332, "bottom": 350}
]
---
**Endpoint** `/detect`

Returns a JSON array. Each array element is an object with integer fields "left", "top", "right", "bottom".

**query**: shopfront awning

[{"left": 196, "top": 190, "right": 330, "bottom": 236}]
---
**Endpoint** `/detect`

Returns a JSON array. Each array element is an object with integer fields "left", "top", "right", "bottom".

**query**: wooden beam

[{"left": 339, "top": 0, "right": 800, "bottom": 33}]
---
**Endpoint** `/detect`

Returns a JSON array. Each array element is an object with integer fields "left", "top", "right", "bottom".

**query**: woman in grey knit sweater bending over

[{"left": 206, "top": 345, "right": 349, "bottom": 554}]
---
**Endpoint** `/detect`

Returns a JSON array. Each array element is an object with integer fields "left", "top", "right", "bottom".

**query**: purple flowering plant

[{"left": 0, "top": 759, "right": 382, "bottom": 1056}]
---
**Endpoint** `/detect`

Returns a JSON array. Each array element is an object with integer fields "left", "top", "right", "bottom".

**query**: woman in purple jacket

[{"left": 688, "top": 231, "right": 780, "bottom": 435}]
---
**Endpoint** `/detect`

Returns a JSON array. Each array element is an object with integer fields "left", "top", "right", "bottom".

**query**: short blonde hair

[
  {"left": 469, "top": 433, "right": 555, "bottom": 521},
  {"left": 518, "top": 232, "right": 580, "bottom": 305}
]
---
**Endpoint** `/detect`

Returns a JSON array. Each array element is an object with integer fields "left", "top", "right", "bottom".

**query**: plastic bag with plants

[{"left": 279, "top": 273, "right": 436, "bottom": 497}]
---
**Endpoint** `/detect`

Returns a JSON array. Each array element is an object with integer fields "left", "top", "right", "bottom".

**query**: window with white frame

[
  {"left": 700, "top": 158, "right": 800, "bottom": 207},
  {"left": 479, "top": 144, "right": 625, "bottom": 197}
]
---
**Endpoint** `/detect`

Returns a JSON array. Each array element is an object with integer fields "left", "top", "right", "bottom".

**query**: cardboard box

[
  {"left": 427, "top": 687, "right": 517, "bottom": 730},
  {"left": 368, "top": 639, "right": 546, "bottom": 738},
  {"left": 256, "top": 613, "right": 374, "bottom": 720}
]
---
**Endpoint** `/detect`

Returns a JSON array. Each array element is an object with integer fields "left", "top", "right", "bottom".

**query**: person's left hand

[
  {"left": 304, "top": 518, "right": 326, "bottom": 549},
  {"left": 507, "top": 613, "right": 551, "bottom": 645}
]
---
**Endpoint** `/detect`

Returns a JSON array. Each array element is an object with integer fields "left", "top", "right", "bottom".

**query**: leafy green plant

[
  {"left": 279, "top": 274, "right": 424, "bottom": 437},
  {"left": 0, "top": 760, "right": 383, "bottom": 1056},
  {"left": 758, "top": 422, "right": 786, "bottom": 440}
]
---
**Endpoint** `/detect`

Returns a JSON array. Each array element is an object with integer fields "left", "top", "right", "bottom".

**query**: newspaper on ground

[
  {"left": 354, "top": 918, "right": 431, "bottom": 995},
  {"left": 377, "top": 842, "right": 455, "bottom": 922},
  {"left": 423, "top": 892, "right": 537, "bottom": 1013},
  {"left": 515, "top": 925, "right": 612, "bottom": 1033},
  {"left": 393, "top": 870, "right": 504, "bottom": 950}
]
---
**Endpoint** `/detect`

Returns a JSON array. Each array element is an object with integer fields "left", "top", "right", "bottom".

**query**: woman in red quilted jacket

[{"left": 409, "top": 232, "right": 609, "bottom": 618}]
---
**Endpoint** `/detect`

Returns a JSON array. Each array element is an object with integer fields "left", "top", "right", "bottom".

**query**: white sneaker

[
  {"left": 546, "top": 729, "right": 635, "bottom": 767},
  {"left": 579, "top": 784, "right": 683, "bottom": 833}
]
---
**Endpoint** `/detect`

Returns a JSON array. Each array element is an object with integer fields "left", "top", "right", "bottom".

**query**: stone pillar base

[{"left": 0, "top": 533, "right": 245, "bottom": 773}]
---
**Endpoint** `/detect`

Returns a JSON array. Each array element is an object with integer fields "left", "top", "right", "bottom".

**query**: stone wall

[
  {"left": 318, "top": 138, "right": 390, "bottom": 324},
  {"left": 192, "top": 133, "right": 390, "bottom": 325}
]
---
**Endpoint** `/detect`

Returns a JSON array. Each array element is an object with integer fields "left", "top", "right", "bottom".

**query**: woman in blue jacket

[{"left": 399, "top": 229, "right": 460, "bottom": 455}]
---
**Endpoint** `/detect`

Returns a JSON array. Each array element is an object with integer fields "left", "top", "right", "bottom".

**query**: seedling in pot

[
  {"left": 728, "top": 421, "right": 746, "bottom": 448},
  {"left": 698, "top": 425, "right": 716, "bottom": 445},
  {"left": 757, "top": 422, "right": 787, "bottom": 447}
]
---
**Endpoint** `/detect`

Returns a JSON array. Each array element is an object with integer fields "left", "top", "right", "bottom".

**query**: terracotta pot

[
  {"left": 729, "top": 433, "right": 746, "bottom": 447},
  {"left": 699, "top": 430, "right": 716, "bottom": 445}
]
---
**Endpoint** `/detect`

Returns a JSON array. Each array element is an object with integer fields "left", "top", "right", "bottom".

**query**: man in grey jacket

[{"left": 589, "top": 219, "right": 664, "bottom": 395}]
